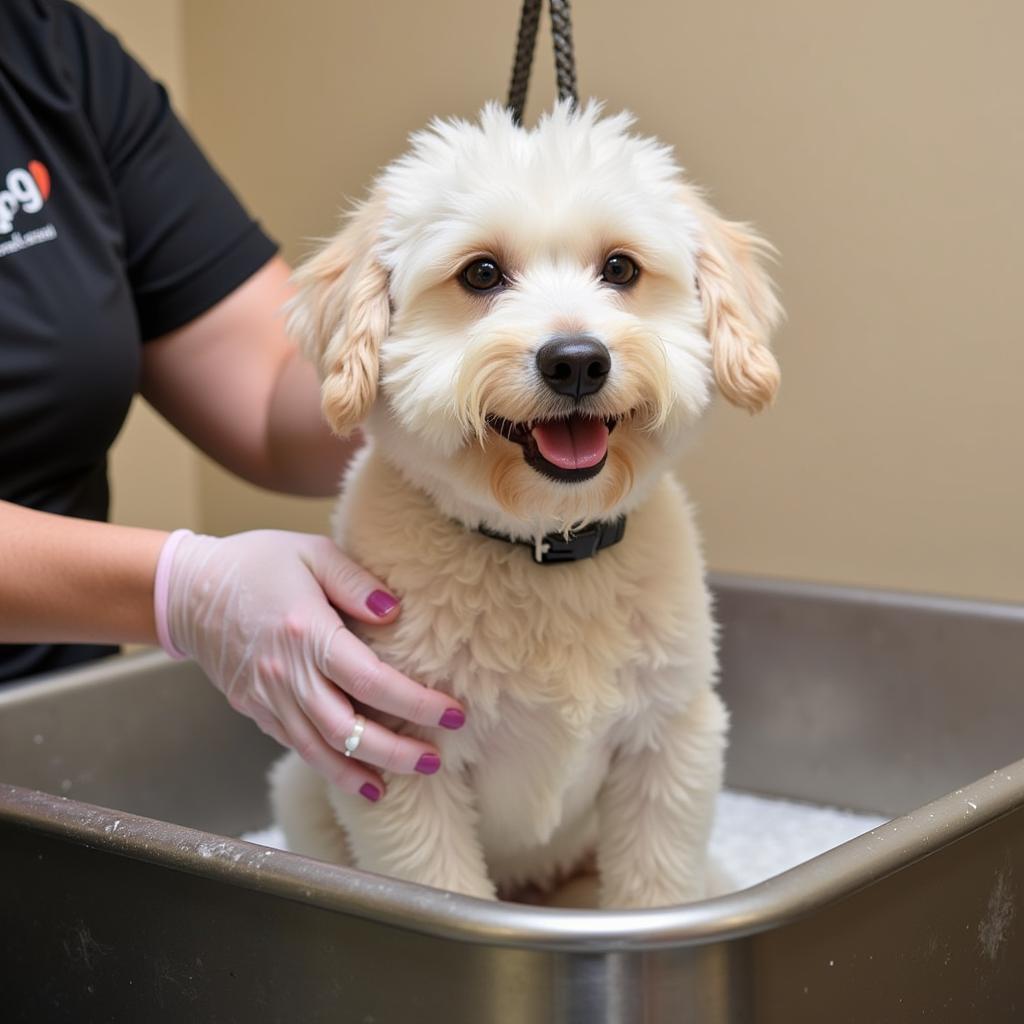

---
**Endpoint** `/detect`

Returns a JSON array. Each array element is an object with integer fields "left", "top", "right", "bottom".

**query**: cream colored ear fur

[
  {"left": 691, "top": 195, "right": 782, "bottom": 412},
  {"left": 288, "top": 198, "right": 390, "bottom": 436}
]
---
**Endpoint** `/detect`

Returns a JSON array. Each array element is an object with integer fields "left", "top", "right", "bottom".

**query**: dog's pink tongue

[{"left": 531, "top": 416, "right": 609, "bottom": 469}]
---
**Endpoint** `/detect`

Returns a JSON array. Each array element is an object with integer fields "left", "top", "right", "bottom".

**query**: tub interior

[{"left": 1, "top": 574, "right": 1021, "bottom": 883}]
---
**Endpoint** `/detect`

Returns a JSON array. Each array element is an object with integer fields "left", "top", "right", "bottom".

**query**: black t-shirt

[{"left": 0, "top": 0, "right": 278, "bottom": 682}]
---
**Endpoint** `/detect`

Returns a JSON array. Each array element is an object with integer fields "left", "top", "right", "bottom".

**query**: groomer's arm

[
  {"left": 0, "top": 501, "right": 164, "bottom": 644},
  {"left": 0, "top": 498, "right": 461, "bottom": 796},
  {"left": 141, "top": 256, "right": 352, "bottom": 496},
  {"left": 0, "top": 258, "right": 339, "bottom": 645}
]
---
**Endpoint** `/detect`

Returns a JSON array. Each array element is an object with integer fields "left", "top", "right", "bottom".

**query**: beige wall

[{"left": 102, "top": 1, "right": 1024, "bottom": 602}]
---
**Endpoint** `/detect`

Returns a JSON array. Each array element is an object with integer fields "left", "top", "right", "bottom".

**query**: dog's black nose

[{"left": 536, "top": 336, "right": 611, "bottom": 399}]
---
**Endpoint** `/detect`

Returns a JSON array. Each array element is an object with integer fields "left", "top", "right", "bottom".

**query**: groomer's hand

[{"left": 156, "top": 529, "right": 465, "bottom": 801}]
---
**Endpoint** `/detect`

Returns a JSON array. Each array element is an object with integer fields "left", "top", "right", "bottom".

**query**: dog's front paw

[
  {"left": 450, "top": 879, "right": 499, "bottom": 901},
  {"left": 599, "top": 874, "right": 708, "bottom": 909},
  {"left": 416, "top": 873, "right": 497, "bottom": 902}
]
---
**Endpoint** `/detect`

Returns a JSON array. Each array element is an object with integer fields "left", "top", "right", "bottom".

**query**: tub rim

[
  {"left": 3, "top": 575, "right": 1023, "bottom": 955},
  {"left": 1, "top": 739, "right": 1020, "bottom": 954}
]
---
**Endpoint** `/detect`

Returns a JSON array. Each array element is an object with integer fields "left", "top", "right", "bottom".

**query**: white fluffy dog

[{"left": 270, "top": 102, "right": 780, "bottom": 908}]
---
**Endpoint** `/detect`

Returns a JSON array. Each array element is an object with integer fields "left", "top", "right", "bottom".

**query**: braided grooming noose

[
  {"left": 507, "top": 0, "right": 578, "bottom": 126},
  {"left": 548, "top": 0, "right": 578, "bottom": 111},
  {"left": 506, "top": 0, "right": 542, "bottom": 125}
]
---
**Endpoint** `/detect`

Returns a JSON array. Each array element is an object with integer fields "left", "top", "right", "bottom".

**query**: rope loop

[
  {"left": 548, "top": 0, "right": 577, "bottom": 109},
  {"left": 506, "top": 0, "right": 578, "bottom": 126}
]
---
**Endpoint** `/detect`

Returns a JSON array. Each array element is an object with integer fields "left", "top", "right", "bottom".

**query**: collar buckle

[{"left": 533, "top": 525, "right": 602, "bottom": 564}]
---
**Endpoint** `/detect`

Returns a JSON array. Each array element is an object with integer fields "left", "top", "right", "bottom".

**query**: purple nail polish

[
  {"left": 439, "top": 708, "right": 466, "bottom": 730},
  {"left": 415, "top": 753, "right": 441, "bottom": 775},
  {"left": 366, "top": 590, "right": 399, "bottom": 617},
  {"left": 359, "top": 782, "right": 381, "bottom": 803}
]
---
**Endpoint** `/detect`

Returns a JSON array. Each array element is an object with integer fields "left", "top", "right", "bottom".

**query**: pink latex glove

[{"left": 154, "top": 529, "right": 465, "bottom": 801}]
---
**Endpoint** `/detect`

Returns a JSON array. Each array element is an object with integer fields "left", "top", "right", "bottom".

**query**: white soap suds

[{"left": 709, "top": 790, "right": 887, "bottom": 890}]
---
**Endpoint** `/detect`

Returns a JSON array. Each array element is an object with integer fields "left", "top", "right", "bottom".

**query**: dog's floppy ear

[
  {"left": 692, "top": 199, "right": 782, "bottom": 413},
  {"left": 288, "top": 196, "right": 390, "bottom": 436}
]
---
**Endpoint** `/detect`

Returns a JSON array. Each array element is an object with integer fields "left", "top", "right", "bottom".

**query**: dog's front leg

[
  {"left": 596, "top": 685, "right": 728, "bottom": 908},
  {"left": 329, "top": 766, "right": 497, "bottom": 900}
]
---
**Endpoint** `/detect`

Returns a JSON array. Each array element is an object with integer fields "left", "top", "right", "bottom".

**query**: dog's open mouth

[{"left": 487, "top": 414, "right": 620, "bottom": 482}]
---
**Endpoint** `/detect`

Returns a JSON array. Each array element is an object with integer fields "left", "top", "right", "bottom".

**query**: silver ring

[{"left": 342, "top": 714, "right": 366, "bottom": 758}]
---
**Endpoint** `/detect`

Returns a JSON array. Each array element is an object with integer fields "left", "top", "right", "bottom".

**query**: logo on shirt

[
  {"left": 0, "top": 161, "right": 58, "bottom": 258},
  {"left": 0, "top": 161, "right": 50, "bottom": 234}
]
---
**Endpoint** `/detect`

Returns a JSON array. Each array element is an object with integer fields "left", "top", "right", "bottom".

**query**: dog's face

[{"left": 291, "top": 103, "right": 781, "bottom": 532}]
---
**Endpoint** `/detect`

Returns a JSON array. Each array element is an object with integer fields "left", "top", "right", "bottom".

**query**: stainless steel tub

[{"left": 1, "top": 575, "right": 1022, "bottom": 1022}]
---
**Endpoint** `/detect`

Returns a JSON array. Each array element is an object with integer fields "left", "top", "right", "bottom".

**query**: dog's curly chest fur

[
  {"left": 326, "top": 448, "right": 717, "bottom": 893},
  {"left": 337, "top": 450, "right": 710, "bottom": 727}
]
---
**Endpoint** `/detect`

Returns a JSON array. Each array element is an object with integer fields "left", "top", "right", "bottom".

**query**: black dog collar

[{"left": 478, "top": 516, "right": 627, "bottom": 565}]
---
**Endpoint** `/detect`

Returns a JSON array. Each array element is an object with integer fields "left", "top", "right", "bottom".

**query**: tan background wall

[{"left": 100, "top": 1, "right": 1024, "bottom": 602}]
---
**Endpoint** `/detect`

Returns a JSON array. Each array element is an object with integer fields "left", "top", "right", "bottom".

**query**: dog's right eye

[{"left": 461, "top": 259, "right": 504, "bottom": 291}]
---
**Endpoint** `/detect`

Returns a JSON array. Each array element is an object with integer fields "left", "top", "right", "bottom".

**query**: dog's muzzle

[{"left": 485, "top": 335, "right": 623, "bottom": 483}]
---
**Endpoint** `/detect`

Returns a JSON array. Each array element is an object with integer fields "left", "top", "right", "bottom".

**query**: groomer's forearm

[
  {"left": 264, "top": 345, "right": 362, "bottom": 496},
  {"left": 0, "top": 501, "right": 165, "bottom": 645}
]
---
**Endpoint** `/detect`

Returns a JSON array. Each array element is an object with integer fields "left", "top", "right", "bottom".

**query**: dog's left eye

[
  {"left": 601, "top": 254, "right": 639, "bottom": 286},
  {"left": 461, "top": 258, "right": 505, "bottom": 291}
]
